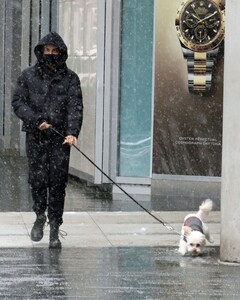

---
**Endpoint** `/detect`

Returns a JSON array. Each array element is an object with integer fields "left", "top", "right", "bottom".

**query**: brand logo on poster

[{"left": 176, "top": 136, "right": 221, "bottom": 146}]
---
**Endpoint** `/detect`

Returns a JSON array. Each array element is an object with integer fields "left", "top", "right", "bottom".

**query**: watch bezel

[{"left": 175, "top": 0, "right": 225, "bottom": 52}]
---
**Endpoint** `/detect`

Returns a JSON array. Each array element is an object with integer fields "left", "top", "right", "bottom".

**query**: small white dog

[{"left": 178, "top": 199, "right": 213, "bottom": 256}]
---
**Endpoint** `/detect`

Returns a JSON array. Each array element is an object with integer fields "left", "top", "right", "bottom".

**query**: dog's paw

[{"left": 178, "top": 247, "right": 187, "bottom": 256}]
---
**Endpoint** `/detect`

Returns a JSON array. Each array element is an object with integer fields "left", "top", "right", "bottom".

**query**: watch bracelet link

[{"left": 182, "top": 47, "right": 219, "bottom": 93}]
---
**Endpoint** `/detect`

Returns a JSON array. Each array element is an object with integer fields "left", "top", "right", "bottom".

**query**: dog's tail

[{"left": 197, "top": 199, "right": 213, "bottom": 220}]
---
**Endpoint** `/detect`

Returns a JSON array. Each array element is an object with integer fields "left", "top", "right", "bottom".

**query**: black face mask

[{"left": 42, "top": 54, "right": 62, "bottom": 66}]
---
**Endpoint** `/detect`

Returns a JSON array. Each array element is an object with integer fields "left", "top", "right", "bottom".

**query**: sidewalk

[
  {"left": 0, "top": 211, "right": 220, "bottom": 248},
  {"left": 2, "top": 156, "right": 236, "bottom": 300},
  {"left": 0, "top": 155, "right": 221, "bottom": 249}
]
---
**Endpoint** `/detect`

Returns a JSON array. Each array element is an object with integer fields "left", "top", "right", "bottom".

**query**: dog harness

[{"left": 183, "top": 216, "right": 203, "bottom": 242}]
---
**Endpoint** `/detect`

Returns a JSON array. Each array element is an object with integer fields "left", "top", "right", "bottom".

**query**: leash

[{"left": 50, "top": 127, "right": 182, "bottom": 236}]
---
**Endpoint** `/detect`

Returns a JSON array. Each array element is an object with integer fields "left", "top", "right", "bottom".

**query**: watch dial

[{"left": 180, "top": 0, "right": 223, "bottom": 45}]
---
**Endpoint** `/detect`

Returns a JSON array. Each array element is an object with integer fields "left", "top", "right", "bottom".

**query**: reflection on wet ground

[{"left": 1, "top": 247, "right": 240, "bottom": 299}]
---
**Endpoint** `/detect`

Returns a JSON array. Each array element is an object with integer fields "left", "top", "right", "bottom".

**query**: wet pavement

[
  {"left": 1, "top": 247, "right": 240, "bottom": 299},
  {"left": 0, "top": 155, "right": 240, "bottom": 299}
]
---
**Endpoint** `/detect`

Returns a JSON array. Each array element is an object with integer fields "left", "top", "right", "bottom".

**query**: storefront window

[
  {"left": 118, "top": 0, "right": 154, "bottom": 177},
  {"left": 58, "top": 0, "right": 98, "bottom": 177}
]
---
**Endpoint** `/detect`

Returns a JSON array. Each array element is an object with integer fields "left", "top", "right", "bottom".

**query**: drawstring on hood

[{"left": 34, "top": 32, "right": 68, "bottom": 66}]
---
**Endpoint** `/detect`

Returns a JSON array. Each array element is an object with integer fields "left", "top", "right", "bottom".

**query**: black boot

[
  {"left": 31, "top": 214, "right": 47, "bottom": 242},
  {"left": 49, "top": 222, "right": 62, "bottom": 249}
]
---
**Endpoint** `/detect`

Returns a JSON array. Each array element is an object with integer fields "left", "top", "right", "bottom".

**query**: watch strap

[{"left": 182, "top": 47, "right": 219, "bottom": 93}]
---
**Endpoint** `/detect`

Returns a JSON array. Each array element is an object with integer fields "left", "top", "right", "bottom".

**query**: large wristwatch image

[{"left": 175, "top": 0, "right": 225, "bottom": 94}]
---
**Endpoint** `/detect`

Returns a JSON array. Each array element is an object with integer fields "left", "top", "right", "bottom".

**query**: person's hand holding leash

[
  {"left": 63, "top": 135, "right": 77, "bottom": 146},
  {"left": 38, "top": 122, "right": 76, "bottom": 146},
  {"left": 38, "top": 122, "right": 52, "bottom": 130}
]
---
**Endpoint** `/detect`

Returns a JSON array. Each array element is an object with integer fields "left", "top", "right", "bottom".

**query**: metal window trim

[
  {"left": 0, "top": 0, "right": 6, "bottom": 143},
  {"left": 4, "top": 0, "right": 19, "bottom": 149},
  {"left": 94, "top": 0, "right": 107, "bottom": 184},
  {"left": 30, "top": 0, "right": 41, "bottom": 64},
  {"left": 19, "top": 0, "right": 32, "bottom": 155},
  {"left": 40, "top": 0, "right": 50, "bottom": 36},
  {"left": 115, "top": 176, "right": 151, "bottom": 185},
  {"left": 95, "top": 0, "right": 122, "bottom": 184},
  {"left": 152, "top": 174, "right": 221, "bottom": 182},
  {"left": 150, "top": 0, "right": 157, "bottom": 177},
  {"left": 102, "top": 0, "right": 122, "bottom": 184},
  {"left": 50, "top": 0, "right": 58, "bottom": 31}
]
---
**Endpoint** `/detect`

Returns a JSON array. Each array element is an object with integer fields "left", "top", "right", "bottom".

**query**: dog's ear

[
  {"left": 183, "top": 226, "right": 192, "bottom": 236},
  {"left": 199, "top": 235, "right": 206, "bottom": 246}
]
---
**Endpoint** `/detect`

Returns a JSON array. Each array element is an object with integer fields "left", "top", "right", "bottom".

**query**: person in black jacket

[{"left": 12, "top": 32, "right": 83, "bottom": 249}]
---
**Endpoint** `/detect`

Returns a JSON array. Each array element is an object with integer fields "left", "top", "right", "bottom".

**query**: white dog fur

[{"left": 178, "top": 199, "right": 213, "bottom": 256}]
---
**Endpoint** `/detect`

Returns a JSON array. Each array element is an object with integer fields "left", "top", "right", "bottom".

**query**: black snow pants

[{"left": 26, "top": 130, "right": 70, "bottom": 225}]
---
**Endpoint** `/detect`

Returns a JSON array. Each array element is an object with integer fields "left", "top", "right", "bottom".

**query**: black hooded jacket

[{"left": 12, "top": 32, "right": 83, "bottom": 137}]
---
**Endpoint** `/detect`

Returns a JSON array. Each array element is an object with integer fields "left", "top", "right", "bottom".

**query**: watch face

[{"left": 176, "top": 0, "right": 225, "bottom": 51}]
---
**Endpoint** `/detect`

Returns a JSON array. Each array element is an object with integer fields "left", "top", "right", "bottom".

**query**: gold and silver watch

[{"left": 175, "top": 0, "right": 225, "bottom": 94}]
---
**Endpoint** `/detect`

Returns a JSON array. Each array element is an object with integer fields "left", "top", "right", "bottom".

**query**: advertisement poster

[{"left": 153, "top": 0, "right": 224, "bottom": 176}]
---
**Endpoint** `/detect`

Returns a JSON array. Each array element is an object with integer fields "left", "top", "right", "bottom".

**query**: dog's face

[{"left": 184, "top": 226, "right": 206, "bottom": 255}]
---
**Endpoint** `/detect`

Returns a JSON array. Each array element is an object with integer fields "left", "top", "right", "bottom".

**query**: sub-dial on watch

[{"left": 175, "top": 0, "right": 225, "bottom": 94}]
